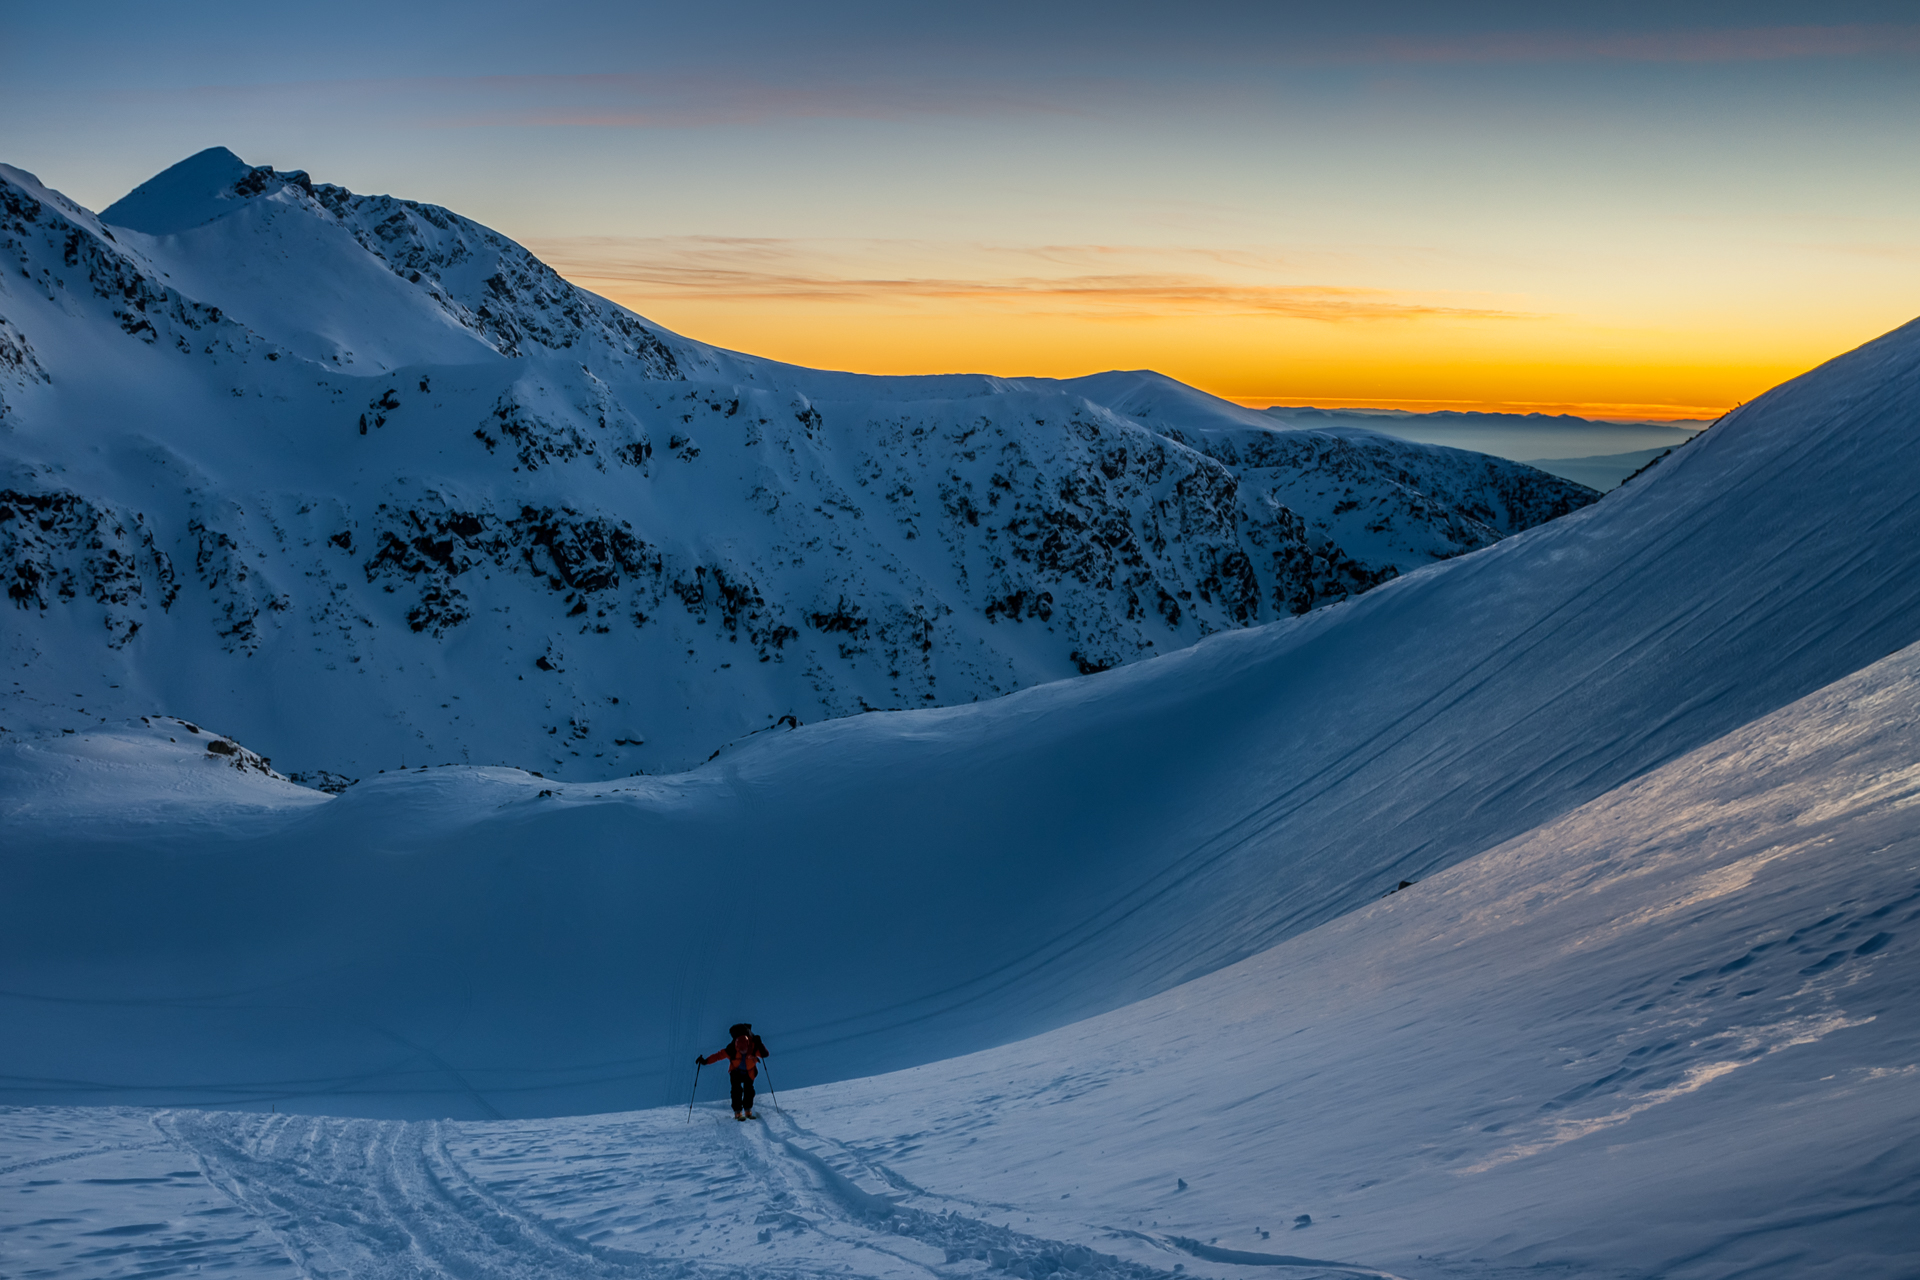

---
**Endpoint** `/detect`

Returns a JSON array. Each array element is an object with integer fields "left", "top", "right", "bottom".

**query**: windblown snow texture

[{"left": 0, "top": 150, "right": 1591, "bottom": 781}]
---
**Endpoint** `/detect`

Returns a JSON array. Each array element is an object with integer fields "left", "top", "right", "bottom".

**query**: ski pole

[
  {"left": 687, "top": 1061, "right": 702, "bottom": 1122},
  {"left": 760, "top": 1059, "right": 780, "bottom": 1113}
]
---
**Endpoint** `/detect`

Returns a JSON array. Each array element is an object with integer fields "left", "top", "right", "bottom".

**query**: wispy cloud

[
  {"left": 1371, "top": 22, "right": 1920, "bottom": 65},
  {"left": 421, "top": 85, "right": 1073, "bottom": 129},
  {"left": 102, "top": 21, "right": 1919, "bottom": 134},
  {"left": 530, "top": 236, "right": 1527, "bottom": 323},
  {"left": 123, "top": 70, "right": 1083, "bottom": 129},
  {"left": 1811, "top": 241, "right": 1920, "bottom": 262}
]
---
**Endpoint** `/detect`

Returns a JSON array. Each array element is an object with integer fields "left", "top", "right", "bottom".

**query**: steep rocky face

[
  {"left": 0, "top": 153, "right": 1596, "bottom": 780},
  {"left": 312, "top": 184, "right": 686, "bottom": 378},
  {"left": 0, "top": 489, "right": 178, "bottom": 646}
]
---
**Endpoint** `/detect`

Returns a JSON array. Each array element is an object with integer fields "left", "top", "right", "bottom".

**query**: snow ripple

[{"left": 158, "top": 1109, "right": 1341, "bottom": 1280}]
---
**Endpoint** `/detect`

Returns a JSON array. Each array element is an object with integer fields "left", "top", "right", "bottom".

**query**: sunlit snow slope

[
  {"left": 6, "top": 312, "right": 1919, "bottom": 1120},
  {"left": 789, "top": 637, "right": 1920, "bottom": 1278},
  {"left": 0, "top": 149, "right": 1590, "bottom": 780}
]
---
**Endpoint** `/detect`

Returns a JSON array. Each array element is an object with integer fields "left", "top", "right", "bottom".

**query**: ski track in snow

[
  {"left": 152, "top": 1108, "right": 1391, "bottom": 1280},
  {"left": 160, "top": 1110, "right": 739, "bottom": 1280},
  {"left": 0, "top": 1141, "right": 172, "bottom": 1178}
]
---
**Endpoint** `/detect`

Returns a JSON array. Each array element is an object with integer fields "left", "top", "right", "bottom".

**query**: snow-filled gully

[{"left": 150, "top": 1109, "right": 1393, "bottom": 1280}]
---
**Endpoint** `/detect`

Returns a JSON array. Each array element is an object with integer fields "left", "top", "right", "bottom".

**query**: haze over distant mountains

[{"left": 1263, "top": 405, "right": 1711, "bottom": 490}]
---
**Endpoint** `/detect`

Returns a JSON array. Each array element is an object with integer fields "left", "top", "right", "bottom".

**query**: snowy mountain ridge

[
  {"left": 96, "top": 146, "right": 694, "bottom": 375},
  {"left": 1, "top": 149, "right": 1592, "bottom": 779}
]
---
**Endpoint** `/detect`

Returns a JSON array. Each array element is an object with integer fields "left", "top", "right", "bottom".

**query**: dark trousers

[{"left": 730, "top": 1069, "right": 756, "bottom": 1114}]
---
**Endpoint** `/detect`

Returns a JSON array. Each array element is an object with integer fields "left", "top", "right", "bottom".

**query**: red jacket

[{"left": 700, "top": 1033, "right": 769, "bottom": 1077}]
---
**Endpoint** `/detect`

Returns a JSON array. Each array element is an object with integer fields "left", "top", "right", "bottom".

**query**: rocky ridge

[{"left": 0, "top": 150, "right": 1595, "bottom": 780}]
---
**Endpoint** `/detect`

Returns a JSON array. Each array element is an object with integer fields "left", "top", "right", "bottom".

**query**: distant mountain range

[
  {"left": 0, "top": 148, "right": 1593, "bottom": 780},
  {"left": 1262, "top": 405, "right": 1710, "bottom": 489}
]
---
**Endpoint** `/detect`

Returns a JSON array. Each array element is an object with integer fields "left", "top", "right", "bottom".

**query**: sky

[{"left": 4, "top": 1, "right": 1917, "bottom": 419}]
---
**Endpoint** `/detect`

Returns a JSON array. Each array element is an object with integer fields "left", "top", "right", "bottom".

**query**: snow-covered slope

[
  {"left": 790, "top": 636, "right": 1920, "bottom": 1278},
  {"left": 0, "top": 150, "right": 1590, "bottom": 779},
  {"left": 0, "top": 714, "right": 320, "bottom": 826},
  {"left": 6, "top": 629, "right": 1916, "bottom": 1279},
  {"left": 5, "top": 310, "right": 1919, "bottom": 1121}
]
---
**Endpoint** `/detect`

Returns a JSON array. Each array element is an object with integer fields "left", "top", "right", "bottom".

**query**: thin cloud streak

[
  {"left": 1372, "top": 22, "right": 1920, "bottom": 65},
  {"left": 1812, "top": 242, "right": 1920, "bottom": 262},
  {"left": 534, "top": 237, "right": 1526, "bottom": 323},
  {"left": 117, "top": 71, "right": 1089, "bottom": 129},
  {"left": 107, "top": 22, "right": 1920, "bottom": 135}
]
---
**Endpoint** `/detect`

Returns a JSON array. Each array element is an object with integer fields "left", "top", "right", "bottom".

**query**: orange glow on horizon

[
  {"left": 545, "top": 238, "right": 1910, "bottom": 427},
  {"left": 1214, "top": 396, "right": 1728, "bottom": 422}
]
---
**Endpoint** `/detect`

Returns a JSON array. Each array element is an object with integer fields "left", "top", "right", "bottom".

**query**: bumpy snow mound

[
  {"left": 1, "top": 153, "right": 1593, "bottom": 779},
  {"left": 0, "top": 716, "right": 319, "bottom": 827}
]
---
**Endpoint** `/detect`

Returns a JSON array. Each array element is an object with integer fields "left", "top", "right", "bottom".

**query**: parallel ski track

[
  {"left": 156, "top": 1110, "right": 765, "bottom": 1280},
  {"left": 156, "top": 1108, "right": 1396, "bottom": 1280}
]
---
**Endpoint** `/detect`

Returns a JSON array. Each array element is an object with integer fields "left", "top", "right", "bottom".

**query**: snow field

[
  {"left": 0, "top": 1108, "right": 299, "bottom": 1279},
  {"left": 5, "top": 634, "right": 1916, "bottom": 1277}
]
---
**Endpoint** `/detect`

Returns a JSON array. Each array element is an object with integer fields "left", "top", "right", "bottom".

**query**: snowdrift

[{"left": 6, "top": 313, "right": 1920, "bottom": 1118}]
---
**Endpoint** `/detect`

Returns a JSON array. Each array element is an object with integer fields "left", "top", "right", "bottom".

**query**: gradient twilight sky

[{"left": 5, "top": 1, "right": 1918, "bottom": 418}]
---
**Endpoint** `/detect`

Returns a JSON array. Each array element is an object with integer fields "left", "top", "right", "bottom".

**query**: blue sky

[{"left": 5, "top": 1, "right": 1917, "bottom": 414}]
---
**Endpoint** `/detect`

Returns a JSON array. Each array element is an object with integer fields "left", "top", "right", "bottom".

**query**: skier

[{"left": 698, "top": 1023, "right": 770, "bottom": 1120}]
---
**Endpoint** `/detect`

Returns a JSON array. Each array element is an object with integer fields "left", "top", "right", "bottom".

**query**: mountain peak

[
  {"left": 2, "top": 150, "right": 1595, "bottom": 780},
  {"left": 100, "top": 146, "right": 307, "bottom": 236}
]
